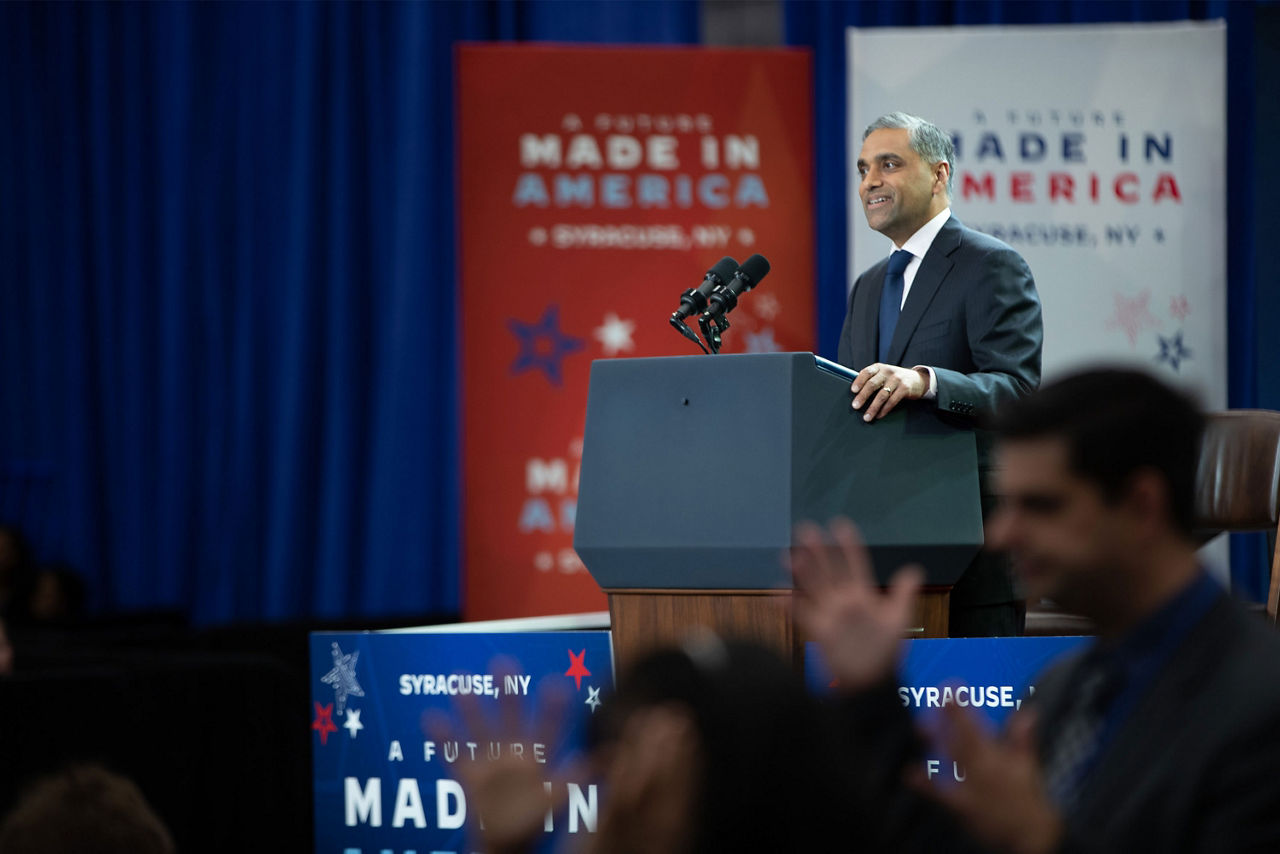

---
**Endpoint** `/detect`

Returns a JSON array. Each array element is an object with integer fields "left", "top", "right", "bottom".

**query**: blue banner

[
  {"left": 807, "top": 636, "right": 1087, "bottom": 784},
  {"left": 310, "top": 630, "right": 614, "bottom": 854}
]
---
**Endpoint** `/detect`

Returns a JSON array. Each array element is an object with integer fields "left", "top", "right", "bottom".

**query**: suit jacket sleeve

[{"left": 930, "top": 244, "right": 1041, "bottom": 421}]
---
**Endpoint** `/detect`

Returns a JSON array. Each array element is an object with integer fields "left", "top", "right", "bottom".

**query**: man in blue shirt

[{"left": 793, "top": 368, "right": 1280, "bottom": 853}]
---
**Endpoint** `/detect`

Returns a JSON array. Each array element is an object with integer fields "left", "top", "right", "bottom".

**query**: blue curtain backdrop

[
  {"left": 786, "top": 0, "right": 1275, "bottom": 600},
  {"left": 3, "top": 0, "right": 1273, "bottom": 623},
  {"left": 0, "top": 1, "right": 698, "bottom": 624}
]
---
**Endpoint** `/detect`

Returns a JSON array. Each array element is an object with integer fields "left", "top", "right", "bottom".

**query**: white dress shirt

[{"left": 885, "top": 207, "right": 952, "bottom": 398}]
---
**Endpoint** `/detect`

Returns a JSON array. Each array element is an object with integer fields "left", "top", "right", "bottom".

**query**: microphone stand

[
  {"left": 669, "top": 314, "right": 711, "bottom": 354},
  {"left": 698, "top": 312, "right": 729, "bottom": 355}
]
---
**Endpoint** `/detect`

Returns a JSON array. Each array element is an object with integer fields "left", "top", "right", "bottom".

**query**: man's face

[
  {"left": 987, "top": 438, "right": 1131, "bottom": 611},
  {"left": 856, "top": 128, "right": 947, "bottom": 246}
]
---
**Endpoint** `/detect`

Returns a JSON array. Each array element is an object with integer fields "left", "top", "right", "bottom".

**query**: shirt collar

[
  {"left": 1075, "top": 570, "right": 1222, "bottom": 765},
  {"left": 1093, "top": 570, "right": 1222, "bottom": 667},
  {"left": 894, "top": 207, "right": 951, "bottom": 260}
]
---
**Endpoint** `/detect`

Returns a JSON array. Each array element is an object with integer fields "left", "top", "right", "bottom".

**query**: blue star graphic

[
  {"left": 508, "top": 305, "right": 585, "bottom": 386},
  {"left": 1156, "top": 330, "right": 1193, "bottom": 372}
]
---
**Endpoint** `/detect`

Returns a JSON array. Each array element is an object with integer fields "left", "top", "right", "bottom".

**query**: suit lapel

[
  {"left": 853, "top": 258, "right": 887, "bottom": 369},
  {"left": 885, "top": 217, "right": 961, "bottom": 366}
]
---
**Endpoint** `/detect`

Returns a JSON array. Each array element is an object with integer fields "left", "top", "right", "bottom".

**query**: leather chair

[
  {"left": 1024, "top": 409, "right": 1280, "bottom": 636},
  {"left": 1193, "top": 409, "right": 1280, "bottom": 623}
]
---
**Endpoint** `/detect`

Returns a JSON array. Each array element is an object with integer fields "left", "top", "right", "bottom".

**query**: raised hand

[
  {"left": 789, "top": 517, "right": 923, "bottom": 690},
  {"left": 584, "top": 703, "right": 700, "bottom": 854},
  {"left": 425, "top": 663, "right": 581, "bottom": 854},
  {"left": 912, "top": 705, "right": 1063, "bottom": 854}
]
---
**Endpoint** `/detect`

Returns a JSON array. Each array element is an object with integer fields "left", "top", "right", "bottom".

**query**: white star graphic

[
  {"left": 744, "top": 328, "right": 782, "bottom": 354},
  {"left": 320, "top": 643, "right": 365, "bottom": 715},
  {"left": 752, "top": 293, "right": 781, "bottom": 322},
  {"left": 593, "top": 312, "right": 636, "bottom": 356},
  {"left": 344, "top": 708, "right": 364, "bottom": 738},
  {"left": 585, "top": 685, "right": 602, "bottom": 713}
]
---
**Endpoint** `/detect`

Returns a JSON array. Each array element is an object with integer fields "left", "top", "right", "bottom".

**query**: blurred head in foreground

[
  {"left": 590, "top": 635, "right": 851, "bottom": 854},
  {"left": 0, "top": 764, "right": 175, "bottom": 854}
]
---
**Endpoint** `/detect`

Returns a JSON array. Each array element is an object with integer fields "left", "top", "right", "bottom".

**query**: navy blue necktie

[
  {"left": 877, "top": 249, "right": 913, "bottom": 363},
  {"left": 1042, "top": 656, "right": 1124, "bottom": 809}
]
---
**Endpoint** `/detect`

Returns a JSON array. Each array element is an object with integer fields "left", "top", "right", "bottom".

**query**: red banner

[{"left": 458, "top": 45, "right": 814, "bottom": 620}]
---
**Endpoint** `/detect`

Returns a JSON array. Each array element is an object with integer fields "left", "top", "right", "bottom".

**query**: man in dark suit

[
  {"left": 838, "top": 112, "right": 1042, "bottom": 636},
  {"left": 791, "top": 368, "right": 1280, "bottom": 853}
]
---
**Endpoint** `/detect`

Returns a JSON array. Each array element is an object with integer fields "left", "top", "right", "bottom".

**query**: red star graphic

[
  {"left": 1170, "top": 295, "right": 1191, "bottom": 322},
  {"left": 312, "top": 701, "right": 338, "bottom": 745},
  {"left": 565, "top": 649, "right": 591, "bottom": 691}
]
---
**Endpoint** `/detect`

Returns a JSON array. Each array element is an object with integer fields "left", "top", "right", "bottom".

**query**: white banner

[{"left": 848, "top": 22, "right": 1226, "bottom": 406}]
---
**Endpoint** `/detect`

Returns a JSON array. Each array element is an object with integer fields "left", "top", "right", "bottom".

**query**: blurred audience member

[
  {"left": 0, "top": 615, "right": 13, "bottom": 676},
  {"left": 27, "top": 563, "right": 86, "bottom": 625},
  {"left": 445, "top": 636, "right": 855, "bottom": 854},
  {"left": 586, "top": 636, "right": 853, "bottom": 854},
  {"left": 792, "top": 368, "right": 1280, "bottom": 853},
  {"left": 0, "top": 764, "right": 175, "bottom": 854},
  {"left": 0, "top": 524, "right": 35, "bottom": 625}
]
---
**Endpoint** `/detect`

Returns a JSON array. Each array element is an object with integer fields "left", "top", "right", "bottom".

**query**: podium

[{"left": 573, "top": 353, "right": 983, "bottom": 671}]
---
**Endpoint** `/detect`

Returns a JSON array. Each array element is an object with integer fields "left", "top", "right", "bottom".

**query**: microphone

[
  {"left": 672, "top": 257, "right": 739, "bottom": 321},
  {"left": 702, "top": 254, "right": 771, "bottom": 323}
]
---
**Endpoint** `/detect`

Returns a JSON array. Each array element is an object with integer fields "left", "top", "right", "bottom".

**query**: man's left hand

[
  {"left": 851, "top": 363, "right": 928, "bottom": 422},
  {"left": 789, "top": 518, "right": 922, "bottom": 692}
]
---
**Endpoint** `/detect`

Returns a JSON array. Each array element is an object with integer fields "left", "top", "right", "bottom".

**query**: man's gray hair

[{"left": 863, "top": 112, "right": 955, "bottom": 195}]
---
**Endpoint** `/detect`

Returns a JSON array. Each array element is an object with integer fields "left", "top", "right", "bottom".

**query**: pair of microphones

[{"left": 669, "top": 255, "right": 771, "bottom": 353}]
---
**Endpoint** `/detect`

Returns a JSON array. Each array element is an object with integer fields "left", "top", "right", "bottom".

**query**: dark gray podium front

[{"left": 574, "top": 353, "right": 982, "bottom": 670}]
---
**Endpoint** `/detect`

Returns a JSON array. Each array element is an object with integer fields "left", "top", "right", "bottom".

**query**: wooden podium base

[{"left": 606, "top": 587, "right": 951, "bottom": 675}]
